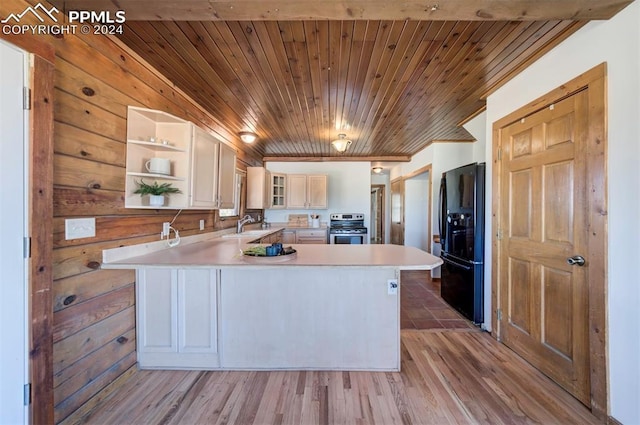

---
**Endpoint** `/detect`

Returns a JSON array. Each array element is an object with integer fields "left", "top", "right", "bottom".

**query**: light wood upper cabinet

[
  {"left": 125, "top": 106, "right": 236, "bottom": 210},
  {"left": 287, "top": 174, "right": 327, "bottom": 209},
  {"left": 189, "top": 125, "right": 236, "bottom": 209},
  {"left": 270, "top": 173, "right": 287, "bottom": 209},
  {"left": 246, "top": 166, "right": 271, "bottom": 209},
  {"left": 246, "top": 168, "right": 287, "bottom": 209},
  {"left": 217, "top": 143, "right": 237, "bottom": 209},
  {"left": 190, "top": 126, "right": 219, "bottom": 208}
]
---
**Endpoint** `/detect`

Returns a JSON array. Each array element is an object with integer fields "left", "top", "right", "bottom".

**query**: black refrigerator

[{"left": 438, "top": 162, "right": 485, "bottom": 324}]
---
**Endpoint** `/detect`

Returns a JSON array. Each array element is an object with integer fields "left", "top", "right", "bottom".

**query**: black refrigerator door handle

[
  {"left": 442, "top": 255, "right": 473, "bottom": 271},
  {"left": 438, "top": 177, "right": 447, "bottom": 246}
]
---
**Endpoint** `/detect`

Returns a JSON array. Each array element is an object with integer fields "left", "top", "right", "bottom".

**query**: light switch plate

[
  {"left": 65, "top": 218, "right": 96, "bottom": 240},
  {"left": 200, "top": 219, "right": 205, "bottom": 230}
]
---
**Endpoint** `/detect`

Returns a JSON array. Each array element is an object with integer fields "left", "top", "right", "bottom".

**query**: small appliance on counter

[{"left": 329, "top": 213, "right": 368, "bottom": 244}]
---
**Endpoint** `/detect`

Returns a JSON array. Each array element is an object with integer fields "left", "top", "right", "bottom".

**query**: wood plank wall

[{"left": 2, "top": 0, "right": 262, "bottom": 422}]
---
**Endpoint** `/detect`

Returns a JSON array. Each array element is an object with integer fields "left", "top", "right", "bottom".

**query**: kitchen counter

[
  {"left": 102, "top": 237, "right": 441, "bottom": 270},
  {"left": 102, "top": 232, "right": 442, "bottom": 372}
]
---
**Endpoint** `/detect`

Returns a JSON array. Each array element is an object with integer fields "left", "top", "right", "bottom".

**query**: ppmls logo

[
  {"left": 1, "top": 3, "right": 59, "bottom": 24},
  {"left": 2, "top": 2, "right": 126, "bottom": 36}
]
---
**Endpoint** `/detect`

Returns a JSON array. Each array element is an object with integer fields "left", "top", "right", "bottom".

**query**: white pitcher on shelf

[{"left": 145, "top": 157, "right": 171, "bottom": 175}]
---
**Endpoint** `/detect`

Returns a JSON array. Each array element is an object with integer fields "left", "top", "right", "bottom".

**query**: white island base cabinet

[
  {"left": 136, "top": 268, "right": 219, "bottom": 369},
  {"left": 219, "top": 267, "right": 400, "bottom": 371}
]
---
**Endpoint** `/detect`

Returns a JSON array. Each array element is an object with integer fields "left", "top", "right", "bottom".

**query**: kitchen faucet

[{"left": 236, "top": 214, "right": 255, "bottom": 233}]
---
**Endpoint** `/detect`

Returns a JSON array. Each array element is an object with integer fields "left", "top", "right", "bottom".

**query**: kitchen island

[{"left": 103, "top": 233, "right": 442, "bottom": 372}]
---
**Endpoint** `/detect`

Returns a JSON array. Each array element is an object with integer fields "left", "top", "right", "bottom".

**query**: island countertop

[{"left": 102, "top": 236, "right": 442, "bottom": 270}]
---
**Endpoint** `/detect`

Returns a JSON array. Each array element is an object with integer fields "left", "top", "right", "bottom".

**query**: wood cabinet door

[
  {"left": 137, "top": 268, "right": 219, "bottom": 369},
  {"left": 190, "top": 126, "right": 218, "bottom": 208},
  {"left": 282, "top": 230, "right": 296, "bottom": 244},
  {"left": 390, "top": 178, "right": 404, "bottom": 245},
  {"left": 497, "top": 91, "right": 590, "bottom": 405},
  {"left": 307, "top": 175, "right": 328, "bottom": 209},
  {"left": 270, "top": 173, "right": 286, "bottom": 208},
  {"left": 287, "top": 174, "right": 308, "bottom": 208},
  {"left": 177, "top": 269, "right": 218, "bottom": 355},
  {"left": 217, "top": 143, "right": 236, "bottom": 209},
  {"left": 295, "top": 229, "right": 328, "bottom": 244},
  {"left": 247, "top": 167, "right": 269, "bottom": 209},
  {"left": 136, "top": 269, "right": 177, "bottom": 357}
]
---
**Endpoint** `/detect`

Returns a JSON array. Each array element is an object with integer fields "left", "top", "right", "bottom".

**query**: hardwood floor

[
  {"left": 69, "top": 271, "right": 599, "bottom": 424},
  {"left": 72, "top": 330, "right": 598, "bottom": 425}
]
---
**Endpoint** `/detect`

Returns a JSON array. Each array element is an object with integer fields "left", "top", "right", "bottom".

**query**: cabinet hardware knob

[{"left": 63, "top": 295, "right": 76, "bottom": 306}]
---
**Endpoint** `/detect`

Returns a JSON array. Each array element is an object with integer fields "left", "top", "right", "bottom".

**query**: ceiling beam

[{"left": 49, "top": 0, "right": 633, "bottom": 21}]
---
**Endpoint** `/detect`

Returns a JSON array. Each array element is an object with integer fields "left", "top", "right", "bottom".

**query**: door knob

[{"left": 567, "top": 255, "right": 586, "bottom": 266}]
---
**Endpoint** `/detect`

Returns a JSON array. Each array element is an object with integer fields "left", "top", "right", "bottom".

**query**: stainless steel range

[{"left": 329, "top": 213, "right": 368, "bottom": 244}]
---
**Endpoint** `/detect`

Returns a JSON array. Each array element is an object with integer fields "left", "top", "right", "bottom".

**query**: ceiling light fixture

[
  {"left": 372, "top": 167, "right": 383, "bottom": 174},
  {"left": 239, "top": 131, "right": 257, "bottom": 144},
  {"left": 331, "top": 134, "right": 352, "bottom": 153}
]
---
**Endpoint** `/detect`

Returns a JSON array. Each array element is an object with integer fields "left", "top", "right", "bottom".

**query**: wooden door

[
  {"left": 390, "top": 178, "right": 404, "bottom": 245},
  {"left": 497, "top": 92, "right": 590, "bottom": 404}
]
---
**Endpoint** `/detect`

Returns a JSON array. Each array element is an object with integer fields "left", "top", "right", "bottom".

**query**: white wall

[
  {"left": 404, "top": 173, "right": 430, "bottom": 251},
  {"left": 463, "top": 111, "right": 487, "bottom": 162},
  {"left": 264, "top": 162, "right": 372, "bottom": 229},
  {"left": 392, "top": 142, "right": 476, "bottom": 274},
  {"left": 485, "top": 2, "right": 640, "bottom": 422}
]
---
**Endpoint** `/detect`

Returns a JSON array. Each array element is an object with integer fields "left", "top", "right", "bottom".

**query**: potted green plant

[{"left": 133, "top": 180, "right": 181, "bottom": 207}]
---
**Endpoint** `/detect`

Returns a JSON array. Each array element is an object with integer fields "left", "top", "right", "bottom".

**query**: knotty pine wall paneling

[{"left": 2, "top": 0, "right": 261, "bottom": 422}]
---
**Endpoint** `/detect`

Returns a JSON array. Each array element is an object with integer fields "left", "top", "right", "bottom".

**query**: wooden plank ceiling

[{"left": 56, "top": 1, "right": 631, "bottom": 160}]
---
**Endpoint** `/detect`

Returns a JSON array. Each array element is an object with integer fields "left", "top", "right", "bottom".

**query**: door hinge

[
  {"left": 24, "top": 383, "right": 31, "bottom": 406},
  {"left": 24, "top": 237, "right": 31, "bottom": 259},
  {"left": 23, "top": 87, "right": 31, "bottom": 110},
  {"left": 497, "top": 309, "right": 502, "bottom": 321},
  {"left": 496, "top": 229, "right": 502, "bottom": 240},
  {"left": 497, "top": 147, "right": 502, "bottom": 161}
]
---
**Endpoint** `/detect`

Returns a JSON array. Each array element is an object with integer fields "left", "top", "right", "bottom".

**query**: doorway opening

[
  {"left": 403, "top": 165, "right": 432, "bottom": 253},
  {"left": 370, "top": 185, "right": 385, "bottom": 244}
]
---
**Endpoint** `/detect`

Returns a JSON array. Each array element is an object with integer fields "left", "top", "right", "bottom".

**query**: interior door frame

[
  {"left": 491, "top": 63, "right": 607, "bottom": 418},
  {"left": 0, "top": 34, "right": 56, "bottom": 424}
]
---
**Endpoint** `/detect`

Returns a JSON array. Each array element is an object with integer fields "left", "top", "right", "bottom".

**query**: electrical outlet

[
  {"left": 199, "top": 219, "right": 205, "bottom": 230},
  {"left": 388, "top": 279, "right": 398, "bottom": 295},
  {"left": 162, "top": 222, "right": 170, "bottom": 238},
  {"left": 65, "top": 218, "right": 96, "bottom": 240}
]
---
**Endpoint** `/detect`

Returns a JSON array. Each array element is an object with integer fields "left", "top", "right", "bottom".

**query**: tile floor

[{"left": 400, "top": 270, "right": 478, "bottom": 330}]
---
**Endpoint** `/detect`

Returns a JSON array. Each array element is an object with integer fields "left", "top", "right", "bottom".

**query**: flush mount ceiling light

[
  {"left": 331, "top": 134, "right": 352, "bottom": 153},
  {"left": 239, "top": 131, "right": 257, "bottom": 144},
  {"left": 372, "top": 167, "right": 383, "bottom": 174}
]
